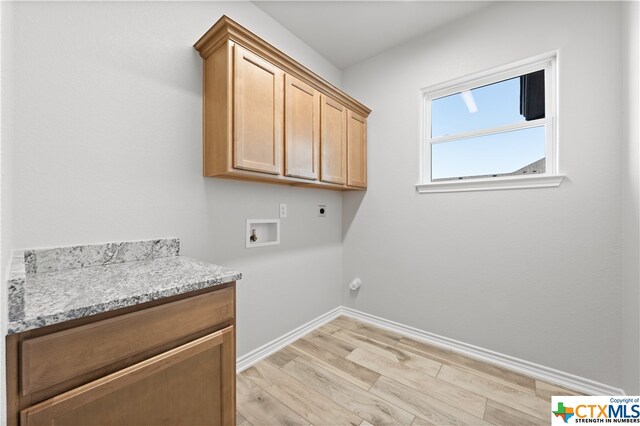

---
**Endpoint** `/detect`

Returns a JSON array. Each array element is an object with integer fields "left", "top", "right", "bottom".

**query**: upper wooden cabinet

[
  {"left": 234, "top": 45, "right": 283, "bottom": 175},
  {"left": 194, "top": 16, "right": 371, "bottom": 190},
  {"left": 347, "top": 111, "right": 367, "bottom": 188},
  {"left": 285, "top": 75, "right": 320, "bottom": 180},
  {"left": 320, "top": 95, "right": 347, "bottom": 185}
]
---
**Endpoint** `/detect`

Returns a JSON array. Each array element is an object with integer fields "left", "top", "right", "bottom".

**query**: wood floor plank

[
  {"left": 334, "top": 328, "right": 442, "bottom": 376},
  {"left": 301, "top": 329, "right": 357, "bottom": 357},
  {"left": 244, "top": 360, "right": 362, "bottom": 426},
  {"left": 290, "top": 336, "right": 380, "bottom": 390},
  {"left": 329, "top": 316, "right": 402, "bottom": 346},
  {"left": 370, "top": 376, "right": 492, "bottom": 426},
  {"left": 236, "top": 411, "right": 248, "bottom": 426},
  {"left": 437, "top": 365, "right": 549, "bottom": 421},
  {"left": 346, "top": 348, "right": 486, "bottom": 418},
  {"left": 266, "top": 346, "right": 299, "bottom": 368},
  {"left": 347, "top": 346, "right": 441, "bottom": 381},
  {"left": 333, "top": 328, "right": 400, "bottom": 359},
  {"left": 282, "top": 357, "right": 415, "bottom": 425},
  {"left": 317, "top": 322, "right": 341, "bottom": 335},
  {"left": 411, "top": 416, "right": 435, "bottom": 426},
  {"left": 360, "top": 420, "right": 375, "bottom": 426},
  {"left": 484, "top": 399, "right": 548, "bottom": 426},
  {"left": 398, "top": 338, "right": 536, "bottom": 393},
  {"left": 236, "top": 374, "right": 309, "bottom": 426},
  {"left": 535, "top": 380, "right": 585, "bottom": 401}
]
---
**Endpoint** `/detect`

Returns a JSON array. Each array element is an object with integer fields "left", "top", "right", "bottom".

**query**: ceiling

[{"left": 254, "top": 1, "right": 494, "bottom": 70}]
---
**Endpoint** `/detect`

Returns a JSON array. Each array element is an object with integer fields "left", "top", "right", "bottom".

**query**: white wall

[
  {"left": 2, "top": 1, "right": 344, "bottom": 359},
  {"left": 0, "top": 1, "right": 13, "bottom": 422},
  {"left": 342, "top": 1, "right": 626, "bottom": 389},
  {"left": 622, "top": 0, "right": 640, "bottom": 395}
]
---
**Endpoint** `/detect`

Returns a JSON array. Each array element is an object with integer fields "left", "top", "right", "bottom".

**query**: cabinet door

[
  {"left": 320, "top": 95, "right": 347, "bottom": 185},
  {"left": 21, "top": 327, "right": 235, "bottom": 426},
  {"left": 285, "top": 75, "right": 320, "bottom": 180},
  {"left": 347, "top": 111, "right": 367, "bottom": 188},
  {"left": 233, "top": 44, "right": 283, "bottom": 175}
]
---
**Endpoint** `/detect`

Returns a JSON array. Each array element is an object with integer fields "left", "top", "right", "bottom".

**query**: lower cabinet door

[{"left": 21, "top": 326, "right": 235, "bottom": 426}]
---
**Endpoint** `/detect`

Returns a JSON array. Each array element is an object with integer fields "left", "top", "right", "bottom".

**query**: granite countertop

[{"left": 7, "top": 238, "right": 242, "bottom": 334}]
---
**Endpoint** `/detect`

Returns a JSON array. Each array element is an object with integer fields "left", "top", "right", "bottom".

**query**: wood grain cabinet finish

[
  {"left": 347, "top": 111, "right": 367, "bottom": 188},
  {"left": 7, "top": 284, "right": 237, "bottom": 426},
  {"left": 233, "top": 45, "right": 283, "bottom": 175},
  {"left": 194, "top": 15, "right": 370, "bottom": 190},
  {"left": 20, "top": 328, "right": 235, "bottom": 426},
  {"left": 320, "top": 95, "right": 348, "bottom": 185},
  {"left": 285, "top": 75, "right": 320, "bottom": 180}
]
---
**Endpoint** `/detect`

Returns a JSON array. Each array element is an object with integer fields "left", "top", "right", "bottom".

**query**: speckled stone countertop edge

[
  {"left": 7, "top": 271, "right": 241, "bottom": 335},
  {"left": 8, "top": 250, "right": 26, "bottom": 325},
  {"left": 24, "top": 238, "right": 180, "bottom": 275},
  {"left": 6, "top": 239, "right": 242, "bottom": 335}
]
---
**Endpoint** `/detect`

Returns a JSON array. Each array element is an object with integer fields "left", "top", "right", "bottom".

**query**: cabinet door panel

[
  {"left": 347, "top": 111, "right": 367, "bottom": 188},
  {"left": 285, "top": 75, "right": 320, "bottom": 180},
  {"left": 233, "top": 45, "right": 283, "bottom": 175},
  {"left": 21, "top": 327, "right": 235, "bottom": 426},
  {"left": 320, "top": 95, "right": 347, "bottom": 185}
]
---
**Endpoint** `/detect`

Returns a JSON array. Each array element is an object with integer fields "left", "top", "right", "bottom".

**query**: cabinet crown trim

[{"left": 194, "top": 15, "right": 371, "bottom": 118}]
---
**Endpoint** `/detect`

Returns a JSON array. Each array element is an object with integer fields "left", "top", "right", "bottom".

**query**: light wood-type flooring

[{"left": 236, "top": 316, "right": 585, "bottom": 425}]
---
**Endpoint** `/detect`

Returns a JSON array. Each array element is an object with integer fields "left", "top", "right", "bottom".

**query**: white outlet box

[{"left": 279, "top": 203, "right": 288, "bottom": 218}]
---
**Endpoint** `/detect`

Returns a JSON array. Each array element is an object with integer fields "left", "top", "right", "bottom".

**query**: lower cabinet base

[
  {"left": 21, "top": 328, "right": 235, "bottom": 426},
  {"left": 7, "top": 284, "right": 237, "bottom": 426}
]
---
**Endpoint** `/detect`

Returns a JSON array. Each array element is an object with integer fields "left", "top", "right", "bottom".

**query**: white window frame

[{"left": 417, "top": 52, "right": 565, "bottom": 193}]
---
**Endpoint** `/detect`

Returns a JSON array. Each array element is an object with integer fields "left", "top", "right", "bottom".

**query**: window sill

[{"left": 415, "top": 174, "right": 566, "bottom": 194}]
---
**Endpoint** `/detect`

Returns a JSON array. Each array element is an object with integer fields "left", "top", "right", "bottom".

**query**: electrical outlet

[
  {"left": 279, "top": 203, "right": 288, "bottom": 218},
  {"left": 318, "top": 205, "right": 326, "bottom": 217}
]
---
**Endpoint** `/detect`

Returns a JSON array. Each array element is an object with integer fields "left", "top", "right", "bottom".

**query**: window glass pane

[
  {"left": 431, "top": 70, "right": 545, "bottom": 138},
  {"left": 431, "top": 126, "right": 545, "bottom": 180}
]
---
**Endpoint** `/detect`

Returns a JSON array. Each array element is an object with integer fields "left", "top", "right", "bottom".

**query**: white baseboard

[
  {"left": 236, "top": 305, "right": 626, "bottom": 396},
  {"left": 236, "top": 306, "right": 343, "bottom": 373}
]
